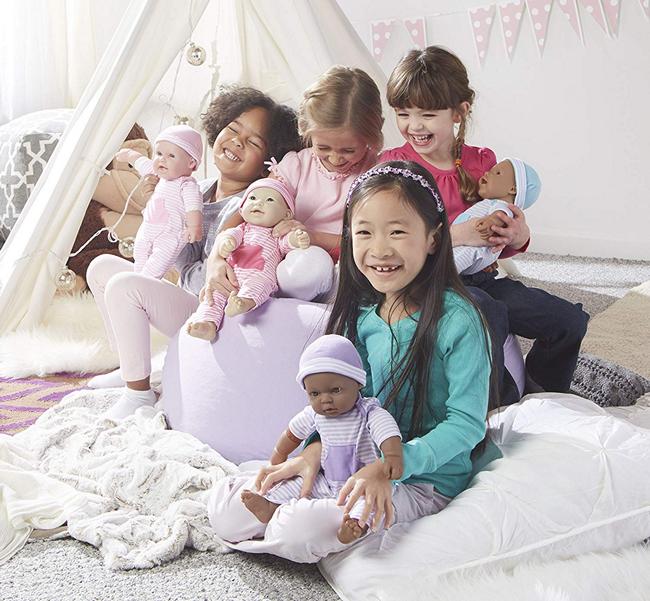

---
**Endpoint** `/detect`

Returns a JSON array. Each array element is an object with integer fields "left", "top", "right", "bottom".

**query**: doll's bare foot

[
  {"left": 241, "top": 490, "right": 279, "bottom": 524},
  {"left": 186, "top": 320, "right": 217, "bottom": 341},
  {"left": 225, "top": 292, "right": 256, "bottom": 317},
  {"left": 337, "top": 515, "right": 368, "bottom": 544}
]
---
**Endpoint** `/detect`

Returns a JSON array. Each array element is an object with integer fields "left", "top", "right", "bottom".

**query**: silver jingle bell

[
  {"left": 55, "top": 267, "right": 77, "bottom": 293},
  {"left": 119, "top": 236, "right": 135, "bottom": 259},
  {"left": 186, "top": 43, "right": 206, "bottom": 66}
]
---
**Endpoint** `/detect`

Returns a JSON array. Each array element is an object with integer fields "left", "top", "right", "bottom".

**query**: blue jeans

[
  {"left": 466, "top": 286, "right": 520, "bottom": 406},
  {"left": 464, "top": 271, "right": 589, "bottom": 393}
]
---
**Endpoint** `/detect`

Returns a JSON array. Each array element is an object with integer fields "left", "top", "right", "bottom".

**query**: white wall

[{"left": 337, "top": 0, "right": 650, "bottom": 260}]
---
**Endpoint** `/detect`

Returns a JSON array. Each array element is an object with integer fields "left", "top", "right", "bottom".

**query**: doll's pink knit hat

[
  {"left": 155, "top": 125, "right": 203, "bottom": 169},
  {"left": 296, "top": 335, "right": 367, "bottom": 389},
  {"left": 241, "top": 178, "right": 296, "bottom": 214}
]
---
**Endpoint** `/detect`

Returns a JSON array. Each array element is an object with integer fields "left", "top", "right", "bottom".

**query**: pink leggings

[{"left": 86, "top": 255, "right": 199, "bottom": 382}]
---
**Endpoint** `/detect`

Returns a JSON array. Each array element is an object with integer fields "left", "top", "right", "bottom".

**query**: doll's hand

[
  {"left": 475, "top": 213, "right": 507, "bottom": 241},
  {"left": 337, "top": 460, "right": 394, "bottom": 530},
  {"left": 141, "top": 174, "right": 159, "bottom": 202},
  {"left": 488, "top": 205, "right": 530, "bottom": 250},
  {"left": 288, "top": 229, "right": 310, "bottom": 249},
  {"left": 381, "top": 453, "right": 403, "bottom": 480},
  {"left": 272, "top": 218, "right": 306, "bottom": 238},
  {"left": 216, "top": 235, "right": 237, "bottom": 258}
]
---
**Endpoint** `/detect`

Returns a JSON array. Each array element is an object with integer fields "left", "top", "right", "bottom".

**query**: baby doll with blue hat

[{"left": 452, "top": 158, "right": 541, "bottom": 275}]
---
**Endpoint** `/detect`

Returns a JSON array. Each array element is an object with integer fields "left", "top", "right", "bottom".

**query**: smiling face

[
  {"left": 394, "top": 106, "right": 465, "bottom": 165},
  {"left": 478, "top": 160, "right": 517, "bottom": 202},
  {"left": 152, "top": 140, "right": 196, "bottom": 180},
  {"left": 310, "top": 127, "right": 368, "bottom": 174},
  {"left": 351, "top": 188, "right": 436, "bottom": 308},
  {"left": 212, "top": 106, "right": 270, "bottom": 187},
  {"left": 303, "top": 372, "right": 361, "bottom": 417},
  {"left": 240, "top": 186, "right": 292, "bottom": 228}
]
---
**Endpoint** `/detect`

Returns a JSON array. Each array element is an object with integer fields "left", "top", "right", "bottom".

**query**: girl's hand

[
  {"left": 141, "top": 174, "right": 159, "bottom": 200},
  {"left": 272, "top": 218, "right": 306, "bottom": 238},
  {"left": 200, "top": 256, "right": 239, "bottom": 304},
  {"left": 488, "top": 205, "right": 530, "bottom": 250},
  {"left": 337, "top": 460, "right": 394, "bottom": 530},
  {"left": 255, "top": 441, "right": 323, "bottom": 498}
]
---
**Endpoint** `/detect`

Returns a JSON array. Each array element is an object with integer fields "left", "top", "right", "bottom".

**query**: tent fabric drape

[{"left": 0, "top": 0, "right": 209, "bottom": 334}]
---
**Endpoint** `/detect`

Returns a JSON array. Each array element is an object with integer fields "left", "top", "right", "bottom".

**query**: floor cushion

[
  {"left": 319, "top": 394, "right": 650, "bottom": 600},
  {"left": 160, "top": 297, "right": 526, "bottom": 465}
]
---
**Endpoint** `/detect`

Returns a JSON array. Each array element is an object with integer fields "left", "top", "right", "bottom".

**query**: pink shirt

[
  {"left": 379, "top": 143, "right": 496, "bottom": 224},
  {"left": 271, "top": 149, "right": 376, "bottom": 235}
]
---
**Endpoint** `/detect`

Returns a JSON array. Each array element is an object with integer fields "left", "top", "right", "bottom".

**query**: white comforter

[{"left": 0, "top": 389, "right": 237, "bottom": 569}]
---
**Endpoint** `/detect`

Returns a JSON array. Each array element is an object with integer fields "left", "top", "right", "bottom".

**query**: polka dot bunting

[
  {"left": 498, "top": 0, "right": 525, "bottom": 60},
  {"left": 526, "top": 0, "right": 553, "bottom": 56},
  {"left": 468, "top": 4, "right": 496, "bottom": 65}
]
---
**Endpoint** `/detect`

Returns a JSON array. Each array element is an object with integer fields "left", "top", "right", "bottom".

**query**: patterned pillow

[{"left": 0, "top": 109, "right": 74, "bottom": 244}]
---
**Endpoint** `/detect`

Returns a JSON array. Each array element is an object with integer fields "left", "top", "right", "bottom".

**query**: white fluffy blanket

[{"left": 0, "top": 389, "right": 237, "bottom": 569}]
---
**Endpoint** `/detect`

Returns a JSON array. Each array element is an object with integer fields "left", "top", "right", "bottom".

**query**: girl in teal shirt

[{"left": 208, "top": 160, "right": 496, "bottom": 562}]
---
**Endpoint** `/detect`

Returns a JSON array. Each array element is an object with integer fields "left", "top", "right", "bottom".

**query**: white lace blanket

[{"left": 1, "top": 389, "right": 238, "bottom": 569}]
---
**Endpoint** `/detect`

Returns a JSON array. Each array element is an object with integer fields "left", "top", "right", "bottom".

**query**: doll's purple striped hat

[{"left": 296, "top": 335, "right": 366, "bottom": 389}]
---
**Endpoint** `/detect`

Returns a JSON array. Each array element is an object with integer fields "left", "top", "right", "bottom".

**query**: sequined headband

[{"left": 345, "top": 165, "right": 446, "bottom": 214}]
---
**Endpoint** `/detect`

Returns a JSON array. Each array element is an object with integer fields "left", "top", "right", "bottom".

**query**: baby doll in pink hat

[
  {"left": 186, "top": 178, "right": 310, "bottom": 341},
  {"left": 114, "top": 124, "right": 204, "bottom": 279}
]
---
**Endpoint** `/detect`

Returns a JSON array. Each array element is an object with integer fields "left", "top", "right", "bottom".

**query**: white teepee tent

[{"left": 0, "top": 0, "right": 397, "bottom": 334}]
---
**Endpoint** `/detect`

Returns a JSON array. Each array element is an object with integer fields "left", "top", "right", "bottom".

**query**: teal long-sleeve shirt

[{"left": 355, "top": 290, "right": 491, "bottom": 498}]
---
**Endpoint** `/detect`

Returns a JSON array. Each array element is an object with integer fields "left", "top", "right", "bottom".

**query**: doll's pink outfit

[
  {"left": 132, "top": 157, "right": 202, "bottom": 279},
  {"left": 191, "top": 222, "right": 296, "bottom": 327}
]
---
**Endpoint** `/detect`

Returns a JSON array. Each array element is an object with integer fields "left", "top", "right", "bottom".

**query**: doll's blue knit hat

[{"left": 505, "top": 158, "right": 541, "bottom": 210}]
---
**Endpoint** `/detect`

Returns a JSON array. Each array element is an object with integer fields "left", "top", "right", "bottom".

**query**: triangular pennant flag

[
  {"left": 371, "top": 19, "right": 400, "bottom": 63},
  {"left": 602, "top": 0, "right": 621, "bottom": 35},
  {"left": 556, "top": 0, "right": 585, "bottom": 44},
  {"left": 578, "top": 0, "right": 610, "bottom": 35},
  {"left": 498, "top": 0, "right": 525, "bottom": 60},
  {"left": 469, "top": 5, "right": 496, "bottom": 65},
  {"left": 526, "top": 0, "right": 553, "bottom": 56},
  {"left": 403, "top": 17, "right": 427, "bottom": 48},
  {"left": 640, "top": 0, "right": 650, "bottom": 19}
]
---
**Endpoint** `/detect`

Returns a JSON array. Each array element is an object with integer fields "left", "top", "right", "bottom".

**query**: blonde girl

[
  {"left": 206, "top": 161, "right": 496, "bottom": 563},
  {"left": 381, "top": 46, "right": 588, "bottom": 394},
  {"left": 206, "top": 66, "right": 383, "bottom": 304}
]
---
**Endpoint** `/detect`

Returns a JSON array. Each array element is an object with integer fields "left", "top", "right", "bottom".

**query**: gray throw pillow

[
  {"left": 0, "top": 108, "right": 74, "bottom": 244},
  {"left": 571, "top": 353, "right": 650, "bottom": 407}
]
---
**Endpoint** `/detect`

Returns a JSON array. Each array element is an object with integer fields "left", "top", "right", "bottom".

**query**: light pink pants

[
  {"left": 86, "top": 254, "right": 199, "bottom": 382},
  {"left": 207, "top": 472, "right": 450, "bottom": 564}
]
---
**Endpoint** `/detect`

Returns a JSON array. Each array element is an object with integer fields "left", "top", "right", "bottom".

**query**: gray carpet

[{"left": 3, "top": 252, "right": 650, "bottom": 601}]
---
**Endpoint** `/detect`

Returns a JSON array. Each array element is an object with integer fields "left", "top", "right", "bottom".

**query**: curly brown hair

[{"left": 201, "top": 85, "right": 302, "bottom": 174}]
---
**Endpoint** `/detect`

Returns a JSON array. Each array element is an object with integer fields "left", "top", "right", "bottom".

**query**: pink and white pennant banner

[
  {"left": 602, "top": 0, "right": 622, "bottom": 35},
  {"left": 556, "top": 0, "right": 585, "bottom": 44},
  {"left": 469, "top": 5, "right": 496, "bottom": 65},
  {"left": 498, "top": 1, "right": 525, "bottom": 60},
  {"left": 578, "top": 0, "right": 610, "bottom": 35},
  {"left": 371, "top": 19, "right": 400, "bottom": 63},
  {"left": 640, "top": 0, "right": 650, "bottom": 19},
  {"left": 526, "top": 0, "right": 553, "bottom": 56},
  {"left": 404, "top": 17, "right": 426, "bottom": 48}
]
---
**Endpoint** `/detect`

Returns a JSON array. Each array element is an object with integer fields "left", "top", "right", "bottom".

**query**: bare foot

[
  {"left": 225, "top": 292, "right": 256, "bottom": 317},
  {"left": 337, "top": 515, "right": 368, "bottom": 544},
  {"left": 241, "top": 490, "right": 279, "bottom": 524},
  {"left": 186, "top": 320, "right": 217, "bottom": 341}
]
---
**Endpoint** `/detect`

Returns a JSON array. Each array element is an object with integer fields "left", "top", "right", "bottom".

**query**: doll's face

[
  {"left": 240, "top": 186, "right": 292, "bottom": 227},
  {"left": 303, "top": 372, "right": 361, "bottom": 417},
  {"left": 153, "top": 140, "right": 196, "bottom": 180},
  {"left": 478, "top": 160, "right": 517, "bottom": 202}
]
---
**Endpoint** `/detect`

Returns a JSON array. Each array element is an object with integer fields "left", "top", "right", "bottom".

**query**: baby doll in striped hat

[
  {"left": 186, "top": 178, "right": 310, "bottom": 341},
  {"left": 240, "top": 334, "right": 404, "bottom": 544},
  {"left": 114, "top": 124, "right": 204, "bottom": 280}
]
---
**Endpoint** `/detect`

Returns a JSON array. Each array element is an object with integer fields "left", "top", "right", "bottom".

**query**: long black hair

[{"left": 326, "top": 160, "right": 498, "bottom": 444}]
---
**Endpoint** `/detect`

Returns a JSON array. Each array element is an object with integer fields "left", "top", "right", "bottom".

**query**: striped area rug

[{"left": 0, "top": 373, "right": 90, "bottom": 435}]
